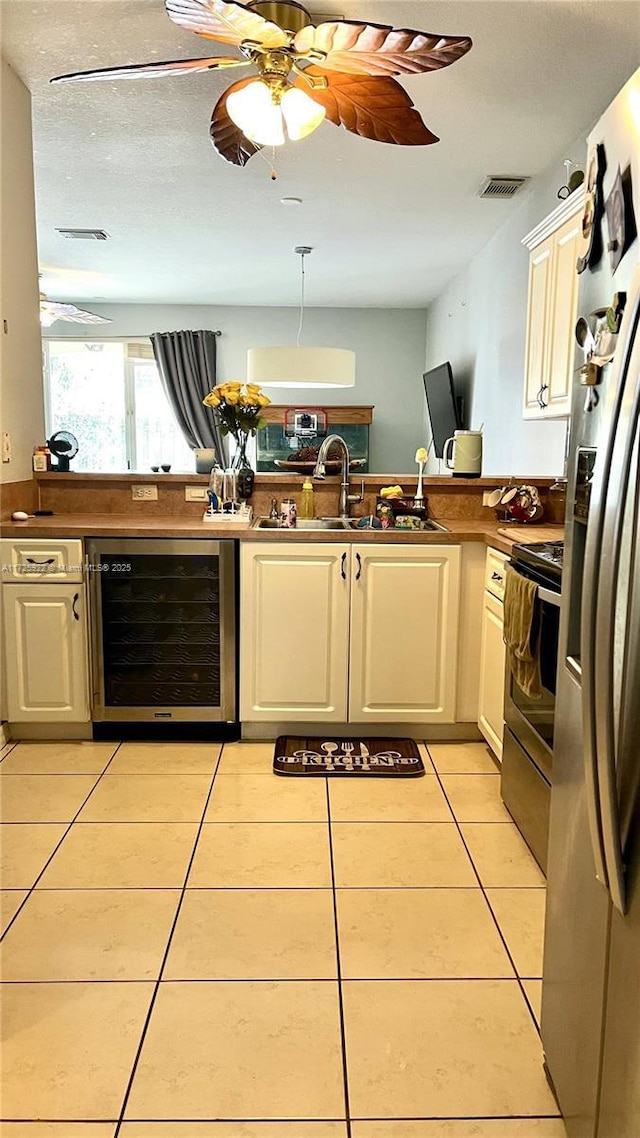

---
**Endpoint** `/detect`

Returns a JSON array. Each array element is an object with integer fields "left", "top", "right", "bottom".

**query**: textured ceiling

[{"left": 2, "top": 1, "right": 639, "bottom": 306}]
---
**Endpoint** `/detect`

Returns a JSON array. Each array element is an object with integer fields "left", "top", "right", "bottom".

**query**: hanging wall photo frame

[
  {"left": 604, "top": 164, "right": 637, "bottom": 274},
  {"left": 605, "top": 166, "right": 626, "bottom": 273}
]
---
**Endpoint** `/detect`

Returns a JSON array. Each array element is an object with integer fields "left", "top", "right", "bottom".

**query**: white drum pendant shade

[{"left": 247, "top": 346, "right": 355, "bottom": 388}]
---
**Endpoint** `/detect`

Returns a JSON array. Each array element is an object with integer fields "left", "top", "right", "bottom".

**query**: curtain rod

[{"left": 149, "top": 329, "right": 222, "bottom": 336}]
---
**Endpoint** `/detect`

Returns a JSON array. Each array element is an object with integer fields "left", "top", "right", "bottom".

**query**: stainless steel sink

[
  {"left": 253, "top": 517, "right": 351, "bottom": 530},
  {"left": 253, "top": 516, "right": 448, "bottom": 532},
  {"left": 347, "top": 519, "right": 449, "bottom": 532}
]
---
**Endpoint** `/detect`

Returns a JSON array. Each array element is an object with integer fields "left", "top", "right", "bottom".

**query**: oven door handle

[
  {"left": 593, "top": 274, "right": 640, "bottom": 916},
  {"left": 537, "top": 584, "right": 561, "bottom": 607}
]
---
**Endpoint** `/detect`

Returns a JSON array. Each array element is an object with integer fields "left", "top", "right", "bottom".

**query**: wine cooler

[{"left": 87, "top": 539, "right": 236, "bottom": 722}]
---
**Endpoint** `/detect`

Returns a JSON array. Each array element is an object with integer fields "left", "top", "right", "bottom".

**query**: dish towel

[{"left": 503, "top": 565, "right": 542, "bottom": 699}]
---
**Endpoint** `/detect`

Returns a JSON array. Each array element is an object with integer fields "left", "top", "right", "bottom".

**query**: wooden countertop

[{"left": 0, "top": 514, "right": 564, "bottom": 554}]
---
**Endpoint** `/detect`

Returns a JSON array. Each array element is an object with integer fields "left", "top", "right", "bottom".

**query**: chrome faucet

[{"left": 312, "top": 433, "right": 364, "bottom": 519}]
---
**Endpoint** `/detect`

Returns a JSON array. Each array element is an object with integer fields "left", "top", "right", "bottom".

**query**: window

[{"left": 44, "top": 339, "right": 196, "bottom": 473}]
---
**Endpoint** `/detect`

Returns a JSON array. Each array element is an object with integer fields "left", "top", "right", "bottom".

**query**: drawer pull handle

[
  {"left": 72, "top": 592, "right": 80, "bottom": 621},
  {"left": 491, "top": 571, "right": 503, "bottom": 582},
  {"left": 25, "top": 557, "right": 55, "bottom": 566},
  {"left": 355, "top": 553, "right": 362, "bottom": 581},
  {"left": 340, "top": 552, "right": 347, "bottom": 580}
]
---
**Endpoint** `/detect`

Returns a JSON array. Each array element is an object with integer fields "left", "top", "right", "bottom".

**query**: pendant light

[{"left": 247, "top": 247, "right": 356, "bottom": 389}]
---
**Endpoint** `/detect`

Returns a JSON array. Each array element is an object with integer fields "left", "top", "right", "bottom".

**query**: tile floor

[{"left": 0, "top": 739, "right": 567, "bottom": 1137}]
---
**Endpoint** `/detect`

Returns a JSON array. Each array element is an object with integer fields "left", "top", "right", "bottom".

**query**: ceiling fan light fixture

[
  {"left": 226, "top": 74, "right": 325, "bottom": 145},
  {"left": 226, "top": 78, "right": 286, "bottom": 145},
  {"left": 280, "top": 86, "right": 326, "bottom": 140}
]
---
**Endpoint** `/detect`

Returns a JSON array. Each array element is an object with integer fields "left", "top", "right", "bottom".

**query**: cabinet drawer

[
  {"left": 484, "top": 547, "right": 509, "bottom": 601},
  {"left": 1, "top": 539, "right": 84, "bottom": 582}
]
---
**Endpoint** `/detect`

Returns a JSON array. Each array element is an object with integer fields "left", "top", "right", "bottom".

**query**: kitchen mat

[{"left": 274, "top": 736, "right": 425, "bottom": 777}]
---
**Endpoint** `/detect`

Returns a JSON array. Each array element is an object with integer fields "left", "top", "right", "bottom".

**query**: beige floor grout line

[
  {"left": 113, "top": 744, "right": 228, "bottom": 1136},
  {"left": 325, "top": 778, "right": 353, "bottom": 1138},
  {"left": 0, "top": 741, "right": 124, "bottom": 943},
  {"left": 423, "top": 740, "right": 545, "bottom": 1036}
]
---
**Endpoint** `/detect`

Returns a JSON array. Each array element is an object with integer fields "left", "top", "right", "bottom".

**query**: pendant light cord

[{"left": 296, "top": 250, "right": 306, "bottom": 348}]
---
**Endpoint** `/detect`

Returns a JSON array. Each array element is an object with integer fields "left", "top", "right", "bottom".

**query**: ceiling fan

[
  {"left": 50, "top": 0, "right": 472, "bottom": 167},
  {"left": 39, "top": 294, "right": 112, "bottom": 327}
]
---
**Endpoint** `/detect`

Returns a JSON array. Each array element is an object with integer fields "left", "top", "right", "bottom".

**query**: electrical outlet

[
  {"left": 1, "top": 432, "right": 11, "bottom": 463},
  {"left": 482, "top": 491, "right": 493, "bottom": 506},
  {"left": 132, "top": 484, "right": 158, "bottom": 501},
  {"left": 185, "top": 486, "right": 208, "bottom": 502}
]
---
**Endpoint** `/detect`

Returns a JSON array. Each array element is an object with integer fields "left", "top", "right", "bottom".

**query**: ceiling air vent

[
  {"left": 478, "top": 176, "right": 529, "bottom": 200},
  {"left": 56, "top": 228, "right": 110, "bottom": 240}
]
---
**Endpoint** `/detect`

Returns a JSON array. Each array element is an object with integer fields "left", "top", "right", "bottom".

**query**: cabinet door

[
  {"left": 2, "top": 585, "right": 90, "bottom": 722},
  {"left": 240, "top": 543, "right": 350, "bottom": 722},
  {"left": 547, "top": 214, "right": 581, "bottom": 416},
  {"left": 349, "top": 544, "right": 460, "bottom": 723},
  {"left": 478, "top": 588, "right": 506, "bottom": 759},
  {"left": 523, "top": 236, "right": 554, "bottom": 418}
]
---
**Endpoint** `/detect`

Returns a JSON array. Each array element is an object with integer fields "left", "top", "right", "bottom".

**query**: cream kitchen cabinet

[
  {"left": 2, "top": 583, "right": 90, "bottom": 722},
  {"left": 348, "top": 544, "right": 460, "bottom": 722},
  {"left": 1, "top": 538, "right": 90, "bottom": 723},
  {"left": 240, "top": 541, "right": 460, "bottom": 724},
  {"left": 477, "top": 547, "right": 509, "bottom": 760},
  {"left": 240, "top": 543, "right": 350, "bottom": 722},
  {"left": 522, "top": 189, "right": 584, "bottom": 419}
]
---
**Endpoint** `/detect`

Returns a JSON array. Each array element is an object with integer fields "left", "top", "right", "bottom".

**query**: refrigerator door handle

[
  {"left": 581, "top": 381, "right": 619, "bottom": 890},
  {"left": 593, "top": 271, "right": 640, "bottom": 916}
]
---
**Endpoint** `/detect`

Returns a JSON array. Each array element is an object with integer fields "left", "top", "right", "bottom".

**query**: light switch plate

[{"left": 132, "top": 484, "right": 158, "bottom": 501}]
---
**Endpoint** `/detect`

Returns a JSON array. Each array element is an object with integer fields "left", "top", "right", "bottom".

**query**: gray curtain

[{"left": 151, "top": 329, "right": 226, "bottom": 466}]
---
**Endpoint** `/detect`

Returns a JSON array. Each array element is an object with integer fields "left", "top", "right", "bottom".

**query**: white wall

[
  {"left": 423, "top": 141, "right": 588, "bottom": 477},
  {"left": 49, "top": 304, "right": 429, "bottom": 472},
  {"left": 0, "top": 57, "right": 44, "bottom": 483}
]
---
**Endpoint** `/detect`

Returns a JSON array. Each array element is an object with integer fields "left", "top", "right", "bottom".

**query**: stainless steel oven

[
  {"left": 87, "top": 538, "right": 236, "bottom": 724},
  {"left": 501, "top": 542, "right": 563, "bottom": 872}
]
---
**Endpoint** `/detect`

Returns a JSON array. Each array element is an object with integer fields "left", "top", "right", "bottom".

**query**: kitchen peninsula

[
  {"left": 2, "top": 471, "right": 566, "bottom": 551},
  {"left": 1, "top": 470, "right": 563, "bottom": 747}
]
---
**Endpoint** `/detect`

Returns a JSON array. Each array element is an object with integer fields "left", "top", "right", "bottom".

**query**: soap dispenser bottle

[
  {"left": 207, "top": 465, "right": 223, "bottom": 513},
  {"left": 300, "top": 479, "right": 314, "bottom": 519}
]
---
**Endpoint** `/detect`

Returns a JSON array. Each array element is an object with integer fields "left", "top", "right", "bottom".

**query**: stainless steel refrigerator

[{"left": 542, "top": 69, "right": 640, "bottom": 1138}]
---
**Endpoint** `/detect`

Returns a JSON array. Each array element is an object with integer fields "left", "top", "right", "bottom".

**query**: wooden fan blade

[
  {"left": 210, "top": 78, "right": 262, "bottom": 166},
  {"left": 293, "top": 21, "right": 472, "bottom": 77},
  {"left": 51, "top": 56, "right": 247, "bottom": 84},
  {"left": 296, "top": 68, "right": 438, "bottom": 145},
  {"left": 166, "top": 0, "right": 287, "bottom": 49}
]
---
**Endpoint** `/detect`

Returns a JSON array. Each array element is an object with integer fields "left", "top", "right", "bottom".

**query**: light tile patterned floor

[{"left": 0, "top": 739, "right": 565, "bottom": 1136}]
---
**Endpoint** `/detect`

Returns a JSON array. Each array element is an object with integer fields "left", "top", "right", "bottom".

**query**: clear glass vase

[
  {"left": 231, "top": 433, "right": 254, "bottom": 500},
  {"left": 231, "top": 434, "right": 250, "bottom": 471}
]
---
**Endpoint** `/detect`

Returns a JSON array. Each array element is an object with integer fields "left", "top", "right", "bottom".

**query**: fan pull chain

[{"left": 256, "top": 147, "right": 277, "bottom": 180}]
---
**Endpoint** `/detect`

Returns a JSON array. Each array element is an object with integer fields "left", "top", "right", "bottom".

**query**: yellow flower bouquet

[{"left": 202, "top": 381, "right": 270, "bottom": 467}]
